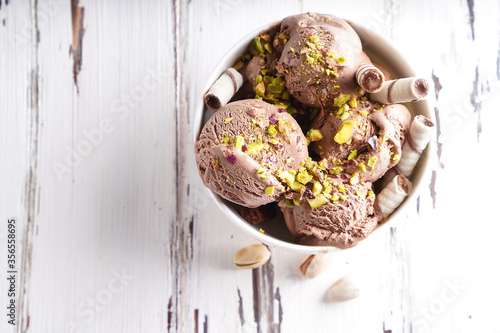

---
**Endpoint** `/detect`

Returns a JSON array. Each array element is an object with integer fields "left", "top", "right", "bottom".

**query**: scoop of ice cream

[
  {"left": 280, "top": 173, "right": 379, "bottom": 248},
  {"left": 310, "top": 100, "right": 411, "bottom": 182},
  {"left": 274, "top": 13, "right": 371, "bottom": 108},
  {"left": 195, "top": 99, "right": 309, "bottom": 208},
  {"left": 310, "top": 98, "right": 379, "bottom": 161}
]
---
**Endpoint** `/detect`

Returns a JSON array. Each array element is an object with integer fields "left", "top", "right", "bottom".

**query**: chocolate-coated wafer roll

[
  {"left": 356, "top": 63, "right": 385, "bottom": 93},
  {"left": 369, "top": 77, "right": 429, "bottom": 104},
  {"left": 204, "top": 68, "right": 244, "bottom": 110},
  {"left": 375, "top": 174, "right": 412, "bottom": 219}
]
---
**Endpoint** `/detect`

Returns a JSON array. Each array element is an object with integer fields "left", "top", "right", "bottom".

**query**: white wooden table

[{"left": 2, "top": 0, "right": 500, "bottom": 332}]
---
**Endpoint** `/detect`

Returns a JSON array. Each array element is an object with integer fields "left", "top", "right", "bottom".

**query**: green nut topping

[
  {"left": 296, "top": 171, "right": 313, "bottom": 185},
  {"left": 234, "top": 135, "right": 244, "bottom": 150},
  {"left": 306, "top": 129, "right": 323, "bottom": 142},
  {"left": 334, "top": 93, "right": 351, "bottom": 107},
  {"left": 367, "top": 156, "right": 378, "bottom": 168},
  {"left": 267, "top": 125, "right": 278, "bottom": 137},
  {"left": 252, "top": 37, "right": 264, "bottom": 54},
  {"left": 334, "top": 121, "right": 354, "bottom": 144},
  {"left": 306, "top": 195, "right": 329, "bottom": 209},
  {"left": 265, "top": 186, "right": 274, "bottom": 195}
]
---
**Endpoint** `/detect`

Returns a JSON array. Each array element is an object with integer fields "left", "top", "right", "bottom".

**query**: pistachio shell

[
  {"left": 234, "top": 244, "right": 271, "bottom": 269},
  {"left": 326, "top": 273, "right": 362, "bottom": 302},
  {"left": 298, "top": 254, "right": 332, "bottom": 279}
]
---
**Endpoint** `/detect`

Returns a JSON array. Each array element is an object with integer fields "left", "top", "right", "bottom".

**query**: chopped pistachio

[
  {"left": 296, "top": 171, "right": 313, "bottom": 185},
  {"left": 312, "top": 182, "right": 323, "bottom": 196},
  {"left": 234, "top": 136, "right": 244, "bottom": 150},
  {"left": 264, "top": 43, "right": 273, "bottom": 53},
  {"left": 360, "top": 110, "right": 368, "bottom": 117},
  {"left": 334, "top": 121, "right": 355, "bottom": 144},
  {"left": 286, "top": 106, "right": 296, "bottom": 114},
  {"left": 252, "top": 37, "right": 264, "bottom": 54},
  {"left": 367, "top": 156, "right": 377, "bottom": 168},
  {"left": 337, "top": 56, "right": 346, "bottom": 63},
  {"left": 222, "top": 136, "right": 230, "bottom": 144},
  {"left": 269, "top": 138, "right": 279, "bottom": 145},
  {"left": 310, "top": 35, "right": 319, "bottom": 43},
  {"left": 275, "top": 101, "right": 291, "bottom": 109},
  {"left": 368, "top": 190, "right": 375, "bottom": 197},
  {"left": 347, "top": 149, "right": 358, "bottom": 161},
  {"left": 278, "top": 170, "right": 295, "bottom": 186},
  {"left": 267, "top": 125, "right": 278, "bottom": 137},
  {"left": 265, "top": 186, "right": 274, "bottom": 195},
  {"left": 358, "top": 162, "right": 367, "bottom": 172},
  {"left": 340, "top": 111, "right": 351, "bottom": 121},
  {"left": 282, "top": 90, "right": 290, "bottom": 100},
  {"left": 306, "top": 129, "right": 323, "bottom": 142},
  {"left": 334, "top": 93, "right": 351, "bottom": 107},
  {"left": 246, "top": 142, "right": 263, "bottom": 155},
  {"left": 350, "top": 172, "right": 359, "bottom": 185},
  {"left": 392, "top": 154, "right": 400, "bottom": 163},
  {"left": 260, "top": 34, "right": 271, "bottom": 42},
  {"left": 348, "top": 98, "right": 358, "bottom": 108},
  {"left": 257, "top": 168, "right": 265, "bottom": 174},
  {"left": 224, "top": 117, "right": 233, "bottom": 124},
  {"left": 355, "top": 190, "right": 365, "bottom": 198},
  {"left": 260, "top": 175, "right": 268, "bottom": 180},
  {"left": 255, "top": 81, "right": 266, "bottom": 97},
  {"left": 291, "top": 181, "right": 306, "bottom": 192},
  {"left": 233, "top": 61, "right": 244, "bottom": 71},
  {"left": 307, "top": 195, "right": 329, "bottom": 209},
  {"left": 286, "top": 158, "right": 293, "bottom": 164},
  {"left": 278, "top": 119, "right": 292, "bottom": 133}
]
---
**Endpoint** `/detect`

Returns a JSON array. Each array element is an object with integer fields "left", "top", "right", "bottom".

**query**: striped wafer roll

[
  {"left": 356, "top": 63, "right": 385, "bottom": 93},
  {"left": 378, "top": 115, "right": 434, "bottom": 189},
  {"left": 397, "top": 115, "right": 434, "bottom": 177},
  {"left": 369, "top": 77, "right": 429, "bottom": 104},
  {"left": 375, "top": 174, "right": 412, "bottom": 219},
  {"left": 204, "top": 68, "right": 244, "bottom": 110}
]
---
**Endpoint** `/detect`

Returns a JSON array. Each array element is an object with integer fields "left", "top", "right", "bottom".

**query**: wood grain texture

[{"left": 1, "top": 0, "right": 500, "bottom": 332}]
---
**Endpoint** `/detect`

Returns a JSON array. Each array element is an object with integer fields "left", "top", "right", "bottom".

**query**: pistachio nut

[
  {"left": 298, "top": 254, "right": 332, "bottom": 278},
  {"left": 326, "top": 273, "right": 362, "bottom": 302},
  {"left": 234, "top": 244, "right": 271, "bottom": 269}
]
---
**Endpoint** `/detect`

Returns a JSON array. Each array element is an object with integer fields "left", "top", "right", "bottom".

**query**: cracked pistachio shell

[
  {"left": 326, "top": 273, "right": 362, "bottom": 302},
  {"left": 299, "top": 254, "right": 332, "bottom": 279},
  {"left": 234, "top": 244, "right": 270, "bottom": 269}
]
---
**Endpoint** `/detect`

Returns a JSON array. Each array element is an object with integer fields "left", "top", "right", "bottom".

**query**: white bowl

[{"left": 193, "top": 19, "right": 433, "bottom": 254}]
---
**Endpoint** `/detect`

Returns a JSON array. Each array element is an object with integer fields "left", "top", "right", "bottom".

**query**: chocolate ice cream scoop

[
  {"left": 275, "top": 13, "right": 371, "bottom": 108},
  {"left": 280, "top": 173, "right": 380, "bottom": 248},
  {"left": 195, "top": 99, "right": 309, "bottom": 208},
  {"left": 310, "top": 100, "right": 411, "bottom": 182}
]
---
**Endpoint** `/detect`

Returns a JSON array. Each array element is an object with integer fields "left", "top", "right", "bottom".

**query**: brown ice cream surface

[
  {"left": 275, "top": 12, "right": 370, "bottom": 108},
  {"left": 311, "top": 101, "right": 411, "bottom": 182},
  {"left": 195, "top": 99, "right": 309, "bottom": 208},
  {"left": 280, "top": 174, "right": 380, "bottom": 248}
]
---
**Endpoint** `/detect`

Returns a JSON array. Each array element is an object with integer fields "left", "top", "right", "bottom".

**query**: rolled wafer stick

[
  {"left": 397, "top": 115, "right": 434, "bottom": 177},
  {"left": 375, "top": 174, "right": 412, "bottom": 219},
  {"left": 204, "top": 68, "right": 244, "bottom": 110},
  {"left": 369, "top": 77, "right": 429, "bottom": 104},
  {"left": 378, "top": 115, "right": 434, "bottom": 189},
  {"left": 356, "top": 63, "right": 385, "bottom": 93}
]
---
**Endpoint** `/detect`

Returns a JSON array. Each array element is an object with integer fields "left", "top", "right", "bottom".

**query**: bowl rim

[{"left": 194, "top": 18, "right": 434, "bottom": 254}]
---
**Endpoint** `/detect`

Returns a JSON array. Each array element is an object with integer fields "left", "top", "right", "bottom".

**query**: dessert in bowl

[{"left": 193, "top": 13, "right": 433, "bottom": 254}]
